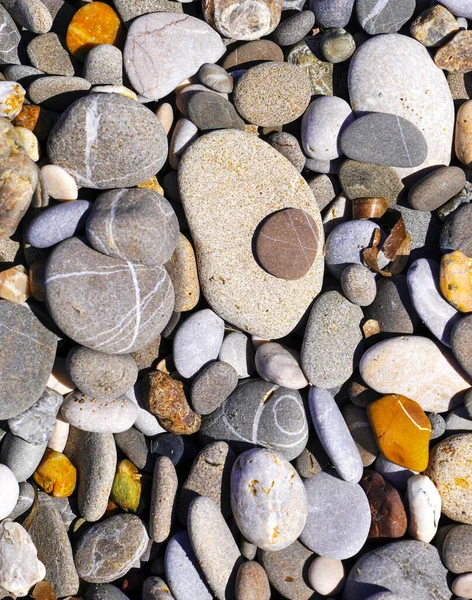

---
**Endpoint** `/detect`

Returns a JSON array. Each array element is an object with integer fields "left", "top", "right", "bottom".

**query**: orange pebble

[
  {"left": 440, "top": 250, "right": 472, "bottom": 312},
  {"left": 33, "top": 448, "right": 77, "bottom": 497},
  {"left": 367, "top": 394, "right": 432, "bottom": 472},
  {"left": 66, "top": 2, "right": 124, "bottom": 61},
  {"left": 13, "top": 105, "right": 40, "bottom": 132}
]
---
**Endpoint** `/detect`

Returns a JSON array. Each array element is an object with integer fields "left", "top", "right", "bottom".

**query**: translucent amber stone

[
  {"left": 440, "top": 250, "right": 472, "bottom": 312},
  {"left": 33, "top": 449, "right": 77, "bottom": 497},
  {"left": 367, "top": 394, "right": 432, "bottom": 472},
  {"left": 110, "top": 459, "right": 142, "bottom": 513}
]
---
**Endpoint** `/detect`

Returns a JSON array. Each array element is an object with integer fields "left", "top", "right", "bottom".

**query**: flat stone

[
  {"left": 357, "top": 0, "right": 415, "bottom": 34},
  {"left": 84, "top": 44, "right": 123, "bottom": 86},
  {"left": 26, "top": 200, "right": 91, "bottom": 248},
  {"left": 202, "top": 0, "right": 282, "bottom": 40},
  {"left": 309, "top": 0, "right": 354, "bottom": 28},
  {"left": 255, "top": 342, "right": 307, "bottom": 389},
  {"left": 341, "top": 264, "right": 377, "bottom": 306},
  {"left": 64, "top": 427, "right": 116, "bottom": 522},
  {"left": 411, "top": 5, "right": 459, "bottom": 47},
  {"left": 230, "top": 448, "right": 307, "bottom": 551},
  {"left": 61, "top": 391, "right": 138, "bottom": 434},
  {"left": 365, "top": 275, "right": 419, "bottom": 334},
  {"left": 27, "top": 33, "right": 76, "bottom": 76},
  {"left": 340, "top": 112, "right": 428, "bottom": 168},
  {"left": 266, "top": 132, "right": 306, "bottom": 172},
  {"left": 407, "top": 474, "right": 442, "bottom": 543},
  {"left": 339, "top": 159, "right": 404, "bottom": 205},
  {"left": 28, "top": 76, "right": 91, "bottom": 112},
  {"left": 408, "top": 166, "right": 466, "bottom": 211},
  {"left": 301, "top": 290, "right": 364, "bottom": 389},
  {"left": 235, "top": 562, "right": 270, "bottom": 600},
  {"left": 348, "top": 33, "right": 455, "bottom": 179},
  {"left": 114, "top": 428, "right": 150, "bottom": 471},
  {"left": 360, "top": 470, "right": 407, "bottom": 538},
  {"left": 47, "top": 94, "right": 167, "bottom": 188},
  {"left": 75, "top": 514, "right": 149, "bottom": 583},
  {"left": 439, "top": 0, "right": 472, "bottom": 18},
  {"left": 1, "top": 431, "right": 47, "bottom": 482},
  {"left": 187, "top": 91, "right": 244, "bottom": 131},
  {"left": 300, "top": 469, "right": 371, "bottom": 559},
  {"left": 198, "top": 63, "right": 233, "bottom": 93},
  {"left": 0, "top": 5, "right": 20, "bottom": 65},
  {"left": 8, "top": 387, "right": 62, "bottom": 445},
  {"left": 320, "top": 27, "right": 355, "bottom": 63},
  {"left": 218, "top": 332, "right": 255, "bottom": 378},
  {"left": 150, "top": 456, "right": 178, "bottom": 543},
  {"left": 260, "top": 540, "right": 314, "bottom": 600},
  {"left": 200, "top": 379, "right": 308, "bottom": 461},
  {"left": 86, "top": 188, "right": 179, "bottom": 266},
  {"left": 4, "top": 65, "right": 43, "bottom": 86},
  {"left": 435, "top": 30, "right": 472, "bottom": 73},
  {"left": 124, "top": 13, "right": 225, "bottom": 101},
  {"left": 45, "top": 237, "right": 174, "bottom": 354},
  {"left": 190, "top": 361, "right": 238, "bottom": 415},
  {"left": 188, "top": 497, "right": 242, "bottom": 600},
  {"left": 360, "top": 336, "right": 470, "bottom": 413},
  {"left": 222, "top": 40, "right": 283, "bottom": 69},
  {"left": 233, "top": 62, "right": 311, "bottom": 127},
  {"left": 272, "top": 10, "right": 315, "bottom": 46},
  {"left": 441, "top": 524, "right": 472, "bottom": 573},
  {"left": 178, "top": 130, "right": 324, "bottom": 339},
  {"left": 343, "top": 540, "right": 450, "bottom": 600}
]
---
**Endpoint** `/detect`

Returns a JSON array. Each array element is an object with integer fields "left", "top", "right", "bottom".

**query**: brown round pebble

[
  {"left": 255, "top": 208, "right": 319, "bottom": 280},
  {"left": 236, "top": 561, "right": 271, "bottom": 600},
  {"left": 360, "top": 470, "right": 408, "bottom": 539},
  {"left": 222, "top": 40, "right": 284, "bottom": 69}
]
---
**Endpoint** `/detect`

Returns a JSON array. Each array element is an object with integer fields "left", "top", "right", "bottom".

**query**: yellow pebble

[
  {"left": 440, "top": 250, "right": 472, "bottom": 312},
  {"left": 137, "top": 176, "right": 164, "bottom": 195},
  {"left": 0, "top": 265, "right": 31, "bottom": 303},
  {"left": 33, "top": 449, "right": 77, "bottom": 497},
  {"left": 15, "top": 127, "right": 40, "bottom": 161},
  {"left": 110, "top": 459, "right": 142, "bottom": 513}
]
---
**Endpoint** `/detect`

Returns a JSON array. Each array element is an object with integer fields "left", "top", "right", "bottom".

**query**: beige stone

[
  {"left": 40, "top": 164, "right": 78, "bottom": 201},
  {"left": 452, "top": 572, "right": 472, "bottom": 598},
  {"left": 308, "top": 556, "right": 345, "bottom": 596},
  {"left": 15, "top": 127, "right": 39, "bottom": 162},
  {"left": 47, "top": 357, "right": 75, "bottom": 396},
  {"left": 202, "top": 0, "right": 282, "bottom": 40},
  {"left": 90, "top": 85, "right": 138, "bottom": 101},
  {"left": 137, "top": 176, "right": 164, "bottom": 195},
  {"left": 455, "top": 99, "right": 472, "bottom": 165},
  {"left": 155, "top": 102, "right": 174, "bottom": 135},
  {"left": 0, "top": 265, "right": 31, "bottom": 303},
  {"left": 47, "top": 417, "right": 70, "bottom": 454},
  {"left": 165, "top": 233, "right": 200, "bottom": 312}
]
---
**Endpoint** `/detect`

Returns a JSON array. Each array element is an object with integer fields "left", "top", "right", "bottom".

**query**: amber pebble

[
  {"left": 66, "top": 2, "right": 124, "bottom": 61},
  {"left": 33, "top": 448, "right": 77, "bottom": 498},
  {"left": 110, "top": 459, "right": 142, "bottom": 513},
  {"left": 138, "top": 175, "right": 164, "bottom": 195},
  {"left": 32, "top": 581, "right": 57, "bottom": 600},
  {"left": 0, "top": 265, "right": 31, "bottom": 303},
  {"left": 440, "top": 250, "right": 472, "bottom": 312},
  {"left": 13, "top": 105, "right": 40, "bottom": 132},
  {"left": 367, "top": 394, "right": 431, "bottom": 472}
]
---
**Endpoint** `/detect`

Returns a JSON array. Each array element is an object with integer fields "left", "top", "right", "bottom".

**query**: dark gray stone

[
  {"left": 451, "top": 315, "right": 472, "bottom": 379},
  {"left": 114, "top": 427, "right": 151, "bottom": 471},
  {"left": 151, "top": 433, "right": 185, "bottom": 466},
  {"left": 309, "top": 0, "right": 354, "bottom": 28},
  {"left": 365, "top": 275, "right": 419, "bottom": 334},
  {"left": 374, "top": 454, "right": 416, "bottom": 491},
  {"left": 0, "top": 5, "right": 20, "bottom": 65},
  {"left": 26, "top": 200, "right": 92, "bottom": 248},
  {"left": 441, "top": 202, "right": 472, "bottom": 257},
  {"left": 86, "top": 584, "right": 130, "bottom": 600},
  {"left": 84, "top": 45, "right": 123, "bottom": 86},
  {"left": 0, "top": 432, "right": 46, "bottom": 481},
  {"left": 190, "top": 361, "right": 238, "bottom": 415},
  {"left": 28, "top": 75, "right": 91, "bottom": 111},
  {"left": 8, "top": 387, "right": 62, "bottom": 445},
  {"left": 339, "top": 159, "right": 404, "bottom": 205},
  {"left": 187, "top": 91, "right": 244, "bottom": 131},
  {"left": 357, "top": 0, "right": 415, "bottom": 34},
  {"left": 409, "top": 166, "right": 466, "bottom": 211},
  {"left": 272, "top": 11, "right": 315, "bottom": 46}
]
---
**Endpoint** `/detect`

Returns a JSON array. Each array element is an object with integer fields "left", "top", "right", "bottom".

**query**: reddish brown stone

[
  {"left": 360, "top": 470, "right": 407, "bottom": 539},
  {"left": 145, "top": 370, "right": 201, "bottom": 435}
]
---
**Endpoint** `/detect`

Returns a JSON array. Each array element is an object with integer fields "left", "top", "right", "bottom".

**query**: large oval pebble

[
  {"left": 61, "top": 391, "right": 138, "bottom": 434},
  {"left": 26, "top": 200, "right": 92, "bottom": 248}
]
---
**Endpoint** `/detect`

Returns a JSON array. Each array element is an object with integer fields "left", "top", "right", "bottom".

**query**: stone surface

[
  {"left": 456, "top": 100, "right": 472, "bottom": 165},
  {"left": 0, "top": 464, "right": 19, "bottom": 520},
  {"left": 341, "top": 264, "right": 377, "bottom": 306},
  {"left": 26, "top": 200, "right": 91, "bottom": 248},
  {"left": 179, "top": 130, "right": 324, "bottom": 339},
  {"left": 440, "top": 250, "right": 472, "bottom": 312},
  {"left": 165, "top": 531, "right": 213, "bottom": 600},
  {"left": 61, "top": 391, "right": 138, "bottom": 434},
  {"left": 357, "top": 0, "right": 415, "bottom": 34},
  {"left": 266, "top": 132, "right": 306, "bottom": 172},
  {"left": 260, "top": 540, "right": 314, "bottom": 600},
  {"left": 198, "top": 63, "right": 233, "bottom": 93},
  {"left": 230, "top": 448, "right": 307, "bottom": 551},
  {"left": 310, "top": 0, "right": 354, "bottom": 28},
  {"left": 200, "top": 379, "right": 308, "bottom": 461},
  {"left": 407, "top": 474, "right": 442, "bottom": 543},
  {"left": 411, "top": 5, "right": 459, "bottom": 47},
  {"left": 149, "top": 456, "right": 178, "bottom": 542},
  {"left": 190, "top": 361, "right": 238, "bottom": 415},
  {"left": 8, "top": 482, "right": 33, "bottom": 521},
  {"left": 348, "top": 33, "right": 455, "bottom": 179},
  {"left": 40, "top": 164, "right": 78, "bottom": 201},
  {"left": 343, "top": 403, "right": 379, "bottom": 467},
  {"left": 1, "top": 432, "right": 47, "bottom": 482},
  {"left": 187, "top": 91, "right": 244, "bottom": 131},
  {"left": 374, "top": 454, "right": 417, "bottom": 491},
  {"left": 114, "top": 428, "right": 150, "bottom": 471},
  {"left": 308, "top": 557, "right": 344, "bottom": 597},
  {"left": 27, "top": 33, "right": 76, "bottom": 77},
  {"left": 75, "top": 514, "right": 149, "bottom": 583},
  {"left": 45, "top": 237, "right": 174, "bottom": 354},
  {"left": 124, "top": 13, "right": 225, "bottom": 101},
  {"left": 219, "top": 332, "right": 255, "bottom": 378},
  {"left": 409, "top": 166, "right": 466, "bottom": 211},
  {"left": 300, "top": 469, "right": 371, "bottom": 560},
  {"left": 233, "top": 62, "right": 311, "bottom": 127},
  {"left": 86, "top": 584, "right": 131, "bottom": 600},
  {"left": 426, "top": 433, "right": 472, "bottom": 524},
  {"left": 439, "top": 0, "right": 472, "bottom": 18},
  {"left": 84, "top": 44, "right": 123, "bottom": 86},
  {"left": 301, "top": 290, "right": 364, "bottom": 389},
  {"left": 222, "top": 40, "right": 283, "bottom": 69},
  {"left": 255, "top": 342, "right": 307, "bottom": 389},
  {"left": 272, "top": 10, "right": 314, "bottom": 46},
  {"left": 360, "top": 470, "right": 407, "bottom": 539},
  {"left": 203, "top": 0, "right": 282, "bottom": 40},
  {"left": 112, "top": 0, "right": 183, "bottom": 24},
  {"left": 28, "top": 76, "right": 91, "bottom": 112},
  {"left": 366, "top": 275, "right": 419, "bottom": 335},
  {"left": 320, "top": 27, "right": 355, "bottom": 63},
  {"left": 360, "top": 336, "right": 470, "bottom": 413},
  {"left": 435, "top": 30, "right": 472, "bottom": 73},
  {"left": 165, "top": 234, "right": 200, "bottom": 312},
  {"left": 343, "top": 540, "right": 450, "bottom": 600},
  {"left": 235, "top": 562, "right": 270, "bottom": 600},
  {"left": 0, "top": 5, "right": 20, "bottom": 65},
  {"left": 452, "top": 315, "right": 472, "bottom": 379},
  {"left": 8, "top": 387, "right": 62, "bottom": 445},
  {"left": 441, "top": 524, "right": 472, "bottom": 573},
  {"left": 339, "top": 159, "right": 404, "bottom": 205},
  {"left": 308, "top": 387, "right": 363, "bottom": 482},
  {"left": 169, "top": 117, "right": 198, "bottom": 170}
]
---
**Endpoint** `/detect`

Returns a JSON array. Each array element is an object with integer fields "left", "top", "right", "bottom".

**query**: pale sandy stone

[
  {"left": 90, "top": 85, "right": 138, "bottom": 101},
  {"left": 165, "top": 233, "right": 200, "bottom": 312},
  {"left": 0, "top": 81, "right": 24, "bottom": 120},
  {"left": 360, "top": 336, "right": 470, "bottom": 413},
  {"left": 47, "top": 416, "right": 69, "bottom": 453},
  {"left": 308, "top": 557, "right": 345, "bottom": 596},
  {"left": 156, "top": 103, "right": 174, "bottom": 135},
  {"left": 452, "top": 572, "right": 472, "bottom": 598},
  {"left": 0, "top": 265, "right": 31, "bottom": 303},
  {"left": 40, "top": 164, "right": 78, "bottom": 201},
  {"left": 202, "top": 0, "right": 282, "bottom": 40},
  {"left": 407, "top": 474, "right": 441, "bottom": 543},
  {"left": 455, "top": 99, "right": 472, "bottom": 165},
  {"left": 0, "top": 465, "right": 19, "bottom": 520},
  {"left": 15, "top": 127, "right": 39, "bottom": 161}
]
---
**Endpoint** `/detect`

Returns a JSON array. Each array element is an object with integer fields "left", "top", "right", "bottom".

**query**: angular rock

[
  {"left": 339, "top": 159, "right": 404, "bottom": 205},
  {"left": 435, "top": 30, "right": 472, "bottom": 73},
  {"left": 8, "top": 387, "right": 62, "bottom": 445},
  {"left": 411, "top": 4, "right": 459, "bottom": 47}
]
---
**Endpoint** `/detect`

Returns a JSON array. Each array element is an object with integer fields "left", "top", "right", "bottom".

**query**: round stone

[
  {"left": 165, "top": 233, "right": 200, "bottom": 313},
  {"left": 219, "top": 331, "right": 255, "bottom": 378},
  {"left": 84, "top": 44, "right": 123, "bottom": 86},
  {"left": 300, "top": 469, "right": 371, "bottom": 560},
  {"left": 26, "top": 200, "right": 92, "bottom": 248},
  {"left": 272, "top": 11, "right": 315, "bottom": 46},
  {"left": 190, "top": 361, "right": 239, "bottom": 415},
  {"left": 187, "top": 91, "right": 245, "bottom": 131},
  {"left": 441, "top": 524, "right": 472, "bottom": 573},
  {"left": 311, "top": 0, "right": 354, "bottom": 28},
  {"left": 439, "top": 0, "right": 472, "bottom": 18},
  {"left": 320, "top": 27, "right": 356, "bottom": 63},
  {"left": 0, "top": 433, "right": 47, "bottom": 482},
  {"left": 235, "top": 562, "right": 270, "bottom": 600},
  {"left": 308, "top": 557, "right": 345, "bottom": 596},
  {"left": 255, "top": 208, "right": 319, "bottom": 280},
  {"left": 61, "top": 391, "right": 138, "bottom": 434},
  {"left": 233, "top": 62, "right": 311, "bottom": 127},
  {"left": 356, "top": 0, "right": 415, "bottom": 34},
  {"left": 231, "top": 448, "right": 307, "bottom": 551},
  {"left": 47, "top": 94, "right": 168, "bottom": 189},
  {"left": 44, "top": 237, "right": 174, "bottom": 355},
  {"left": 0, "top": 464, "right": 19, "bottom": 520},
  {"left": 260, "top": 540, "right": 314, "bottom": 600},
  {"left": 408, "top": 166, "right": 466, "bottom": 211},
  {"left": 75, "top": 514, "right": 149, "bottom": 583},
  {"left": 28, "top": 76, "right": 91, "bottom": 112},
  {"left": 255, "top": 342, "right": 308, "bottom": 389},
  {"left": 86, "top": 188, "right": 179, "bottom": 266},
  {"left": 340, "top": 264, "right": 377, "bottom": 306}
]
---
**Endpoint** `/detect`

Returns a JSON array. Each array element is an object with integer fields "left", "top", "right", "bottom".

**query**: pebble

[
  {"left": 301, "top": 290, "right": 364, "bottom": 389},
  {"left": 320, "top": 27, "right": 355, "bottom": 63},
  {"left": 341, "top": 264, "right": 377, "bottom": 306},
  {"left": 164, "top": 531, "right": 213, "bottom": 600},
  {"left": 124, "top": 13, "right": 225, "bottom": 101},
  {"left": 67, "top": 346, "right": 138, "bottom": 400},
  {"left": 339, "top": 159, "right": 404, "bottom": 205},
  {"left": 219, "top": 332, "right": 255, "bottom": 378},
  {"left": 230, "top": 448, "right": 307, "bottom": 551},
  {"left": 75, "top": 514, "right": 149, "bottom": 583},
  {"left": 343, "top": 403, "right": 378, "bottom": 466},
  {"left": 411, "top": 5, "right": 459, "bottom": 47},
  {"left": 301, "top": 95, "right": 353, "bottom": 161},
  {"left": 356, "top": 0, "right": 415, "bottom": 34},
  {"left": 445, "top": 405, "right": 472, "bottom": 431},
  {"left": 374, "top": 454, "right": 417, "bottom": 492},
  {"left": 86, "top": 188, "right": 178, "bottom": 266},
  {"left": 349, "top": 33, "right": 454, "bottom": 179},
  {"left": 151, "top": 434, "right": 186, "bottom": 467},
  {"left": 452, "top": 572, "right": 472, "bottom": 598},
  {"left": 233, "top": 62, "right": 311, "bottom": 127},
  {"left": 435, "top": 30, "right": 472, "bottom": 73},
  {"left": 178, "top": 441, "right": 234, "bottom": 525},
  {"left": 308, "top": 174, "right": 337, "bottom": 210},
  {"left": 286, "top": 39, "right": 333, "bottom": 96},
  {"left": 16, "top": 127, "right": 39, "bottom": 162},
  {"left": 45, "top": 237, "right": 174, "bottom": 354},
  {"left": 300, "top": 469, "right": 371, "bottom": 559},
  {"left": 47, "top": 94, "right": 167, "bottom": 189},
  {"left": 179, "top": 129, "right": 324, "bottom": 339},
  {"left": 409, "top": 166, "right": 466, "bottom": 211},
  {"left": 27, "top": 33, "right": 76, "bottom": 77},
  {"left": 8, "top": 387, "right": 62, "bottom": 445},
  {"left": 272, "top": 11, "right": 315, "bottom": 46},
  {"left": 26, "top": 200, "right": 90, "bottom": 249},
  {"left": 48, "top": 417, "right": 69, "bottom": 453},
  {"left": 0, "top": 5, "right": 20, "bottom": 65},
  {"left": 451, "top": 316, "right": 472, "bottom": 380},
  {"left": 343, "top": 540, "right": 450, "bottom": 600},
  {"left": 260, "top": 540, "right": 314, "bottom": 600},
  {"left": 456, "top": 99, "right": 472, "bottom": 165},
  {"left": 309, "top": 387, "right": 363, "bottom": 482},
  {"left": 190, "top": 361, "right": 238, "bottom": 415},
  {"left": 266, "top": 132, "right": 306, "bottom": 172},
  {"left": 366, "top": 275, "right": 419, "bottom": 334},
  {"left": 429, "top": 412, "right": 447, "bottom": 439},
  {"left": 308, "top": 557, "right": 344, "bottom": 596},
  {"left": 84, "top": 44, "right": 123, "bottom": 86},
  {"left": 441, "top": 524, "right": 472, "bottom": 573},
  {"left": 222, "top": 40, "right": 283, "bottom": 69},
  {"left": 202, "top": 0, "right": 282, "bottom": 40},
  {"left": 187, "top": 91, "right": 244, "bottom": 131},
  {"left": 200, "top": 379, "right": 308, "bottom": 461},
  {"left": 0, "top": 81, "right": 24, "bottom": 120},
  {"left": 187, "top": 496, "right": 242, "bottom": 600},
  {"left": 0, "top": 464, "right": 19, "bottom": 520},
  {"left": 110, "top": 459, "right": 141, "bottom": 513},
  {"left": 360, "top": 336, "right": 470, "bottom": 413},
  {"left": 440, "top": 250, "right": 472, "bottom": 312},
  {"left": 310, "top": 0, "right": 354, "bottom": 28},
  {"left": 1, "top": 431, "right": 47, "bottom": 483},
  {"left": 112, "top": 0, "right": 183, "bottom": 24},
  {"left": 64, "top": 427, "right": 117, "bottom": 522},
  {"left": 341, "top": 112, "right": 428, "bottom": 169},
  {"left": 114, "top": 428, "right": 150, "bottom": 471},
  {"left": 198, "top": 64, "right": 233, "bottom": 93},
  {"left": 8, "top": 481, "right": 34, "bottom": 521},
  {"left": 86, "top": 585, "right": 131, "bottom": 600},
  {"left": 149, "top": 456, "right": 178, "bottom": 543},
  {"left": 360, "top": 470, "right": 407, "bottom": 538},
  {"left": 61, "top": 391, "right": 137, "bottom": 434},
  {"left": 407, "top": 474, "right": 442, "bottom": 543},
  {"left": 439, "top": 0, "right": 472, "bottom": 18},
  {"left": 0, "top": 521, "right": 46, "bottom": 597},
  {"left": 255, "top": 342, "right": 307, "bottom": 389},
  {"left": 28, "top": 76, "right": 91, "bottom": 112},
  {"left": 142, "top": 578, "right": 174, "bottom": 600},
  {"left": 40, "top": 164, "right": 78, "bottom": 201},
  {"left": 169, "top": 118, "right": 198, "bottom": 170},
  {"left": 426, "top": 433, "right": 472, "bottom": 524},
  {"left": 235, "top": 562, "right": 270, "bottom": 600}
]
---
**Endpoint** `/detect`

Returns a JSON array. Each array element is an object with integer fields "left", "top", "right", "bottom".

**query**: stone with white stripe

[
  {"left": 0, "top": 5, "right": 20, "bottom": 65},
  {"left": 356, "top": 0, "right": 415, "bottom": 35},
  {"left": 44, "top": 236, "right": 174, "bottom": 355}
]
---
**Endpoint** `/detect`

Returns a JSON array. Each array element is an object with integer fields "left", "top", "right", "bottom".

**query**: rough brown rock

[{"left": 360, "top": 470, "right": 407, "bottom": 539}]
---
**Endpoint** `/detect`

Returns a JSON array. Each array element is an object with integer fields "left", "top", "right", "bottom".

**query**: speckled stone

[
  {"left": 0, "top": 5, "right": 20, "bottom": 65},
  {"left": 75, "top": 514, "right": 149, "bottom": 583},
  {"left": 28, "top": 76, "right": 91, "bottom": 111},
  {"left": 1, "top": 432, "right": 47, "bottom": 482},
  {"left": 320, "top": 27, "right": 355, "bottom": 63},
  {"left": 112, "top": 0, "right": 183, "bottom": 24},
  {"left": 27, "top": 33, "right": 76, "bottom": 76},
  {"left": 260, "top": 540, "right": 314, "bottom": 600},
  {"left": 360, "top": 470, "right": 407, "bottom": 539},
  {"left": 2, "top": 0, "right": 52, "bottom": 34},
  {"left": 142, "top": 578, "right": 174, "bottom": 600},
  {"left": 86, "top": 584, "right": 131, "bottom": 600},
  {"left": 222, "top": 40, "right": 283, "bottom": 69},
  {"left": 441, "top": 203, "right": 472, "bottom": 257},
  {"left": 47, "top": 94, "right": 168, "bottom": 188},
  {"left": 411, "top": 5, "right": 459, "bottom": 47},
  {"left": 339, "top": 159, "right": 404, "bottom": 205},
  {"left": 451, "top": 315, "right": 472, "bottom": 379},
  {"left": 45, "top": 237, "right": 174, "bottom": 354},
  {"left": 235, "top": 562, "right": 270, "bottom": 600},
  {"left": 188, "top": 496, "right": 242, "bottom": 600},
  {"left": 150, "top": 456, "right": 178, "bottom": 543},
  {"left": 365, "top": 275, "right": 419, "bottom": 335},
  {"left": 357, "top": 0, "right": 415, "bottom": 34},
  {"left": 266, "top": 132, "right": 306, "bottom": 172},
  {"left": 272, "top": 11, "right": 315, "bottom": 46},
  {"left": 165, "top": 531, "right": 213, "bottom": 600},
  {"left": 441, "top": 524, "right": 472, "bottom": 573},
  {"left": 300, "top": 469, "right": 371, "bottom": 559},
  {"left": 26, "top": 200, "right": 91, "bottom": 248},
  {"left": 255, "top": 342, "right": 307, "bottom": 389},
  {"left": 178, "top": 129, "right": 324, "bottom": 339},
  {"left": 124, "top": 13, "right": 225, "bottom": 101},
  {"left": 435, "top": 30, "right": 472, "bottom": 73},
  {"left": 84, "top": 44, "right": 123, "bottom": 86},
  {"left": 301, "top": 290, "right": 363, "bottom": 389},
  {"left": 341, "top": 264, "right": 377, "bottom": 307},
  {"left": 308, "top": 174, "right": 338, "bottom": 210},
  {"left": 426, "top": 433, "right": 472, "bottom": 523},
  {"left": 408, "top": 166, "right": 466, "bottom": 211},
  {"left": 188, "top": 92, "right": 244, "bottom": 131},
  {"left": 286, "top": 39, "right": 333, "bottom": 96},
  {"left": 200, "top": 379, "right": 308, "bottom": 461},
  {"left": 310, "top": 0, "right": 354, "bottom": 28},
  {"left": 190, "top": 361, "right": 238, "bottom": 415},
  {"left": 219, "top": 332, "right": 255, "bottom": 378},
  {"left": 114, "top": 428, "right": 150, "bottom": 471},
  {"left": 8, "top": 387, "right": 62, "bottom": 445}
]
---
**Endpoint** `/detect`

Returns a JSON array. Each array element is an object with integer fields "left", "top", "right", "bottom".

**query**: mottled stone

[
  {"left": 341, "top": 264, "right": 377, "bottom": 307},
  {"left": 198, "top": 63, "right": 233, "bottom": 93},
  {"left": 235, "top": 562, "right": 270, "bottom": 600},
  {"left": 61, "top": 391, "right": 137, "bottom": 434},
  {"left": 357, "top": 0, "right": 415, "bottom": 34},
  {"left": 203, "top": 0, "right": 282, "bottom": 40},
  {"left": 222, "top": 40, "right": 283, "bottom": 69},
  {"left": 8, "top": 387, "right": 62, "bottom": 445},
  {"left": 360, "top": 470, "right": 407, "bottom": 539},
  {"left": 455, "top": 99, "right": 472, "bottom": 165},
  {"left": 339, "top": 159, "right": 404, "bottom": 205},
  {"left": 28, "top": 76, "right": 91, "bottom": 112},
  {"left": 435, "top": 30, "right": 472, "bottom": 73},
  {"left": 441, "top": 524, "right": 472, "bottom": 573},
  {"left": 149, "top": 456, "right": 178, "bottom": 543},
  {"left": 27, "top": 33, "right": 76, "bottom": 77},
  {"left": 84, "top": 44, "right": 123, "bottom": 86},
  {"left": 272, "top": 10, "right": 315, "bottom": 46},
  {"left": 310, "top": 0, "right": 354, "bottom": 28},
  {"left": 0, "top": 5, "right": 20, "bottom": 65},
  {"left": 407, "top": 474, "right": 442, "bottom": 543},
  {"left": 188, "top": 91, "right": 244, "bottom": 131},
  {"left": 411, "top": 5, "right": 459, "bottom": 47},
  {"left": 320, "top": 27, "right": 355, "bottom": 63},
  {"left": 266, "top": 132, "right": 305, "bottom": 172},
  {"left": 164, "top": 234, "right": 199, "bottom": 313},
  {"left": 260, "top": 540, "right": 314, "bottom": 600}
]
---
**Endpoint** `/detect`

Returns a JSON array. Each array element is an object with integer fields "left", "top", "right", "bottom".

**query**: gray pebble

[
  {"left": 357, "top": 0, "right": 415, "bottom": 34},
  {"left": 240, "top": 536, "right": 257, "bottom": 560},
  {"left": 320, "top": 27, "right": 356, "bottom": 63},
  {"left": 309, "top": 0, "right": 354, "bottom": 28},
  {"left": 255, "top": 342, "right": 308, "bottom": 389},
  {"left": 343, "top": 403, "right": 378, "bottom": 466},
  {"left": 0, "top": 5, "right": 20, "bottom": 65},
  {"left": 150, "top": 456, "right": 178, "bottom": 543},
  {"left": 272, "top": 11, "right": 315, "bottom": 46},
  {"left": 2, "top": 0, "right": 53, "bottom": 33},
  {"left": 26, "top": 200, "right": 92, "bottom": 248},
  {"left": 451, "top": 315, "right": 472, "bottom": 380},
  {"left": 198, "top": 63, "right": 233, "bottom": 93},
  {"left": 266, "top": 131, "right": 306, "bottom": 172},
  {"left": 365, "top": 275, "right": 419, "bottom": 334},
  {"left": 308, "top": 174, "right": 338, "bottom": 211},
  {"left": 374, "top": 454, "right": 416, "bottom": 491},
  {"left": 218, "top": 331, "right": 255, "bottom": 378},
  {"left": 84, "top": 44, "right": 123, "bottom": 86},
  {"left": 4, "top": 65, "right": 44, "bottom": 86},
  {"left": 0, "top": 432, "right": 47, "bottom": 482},
  {"left": 142, "top": 577, "right": 175, "bottom": 600},
  {"left": 408, "top": 166, "right": 466, "bottom": 211},
  {"left": 305, "top": 156, "right": 342, "bottom": 174},
  {"left": 28, "top": 75, "right": 91, "bottom": 111},
  {"left": 441, "top": 203, "right": 472, "bottom": 257},
  {"left": 86, "top": 584, "right": 130, "bottom": 600},
  {"left": 441, "top": 524, "right": 472, "bottom": 573},
  {"left": 112, "top": 0, "right": 182, "bottom": 24},
  {"left": 127, "top": 384, "right": 165, "bottom": 437},
  {"left": 190, "top": 361, "right": 238, "bottom": 415},
  {"left": 187, "top": 91, "right": 245, "bottom": 131},
  {"left": 445, "top": 405, "right": 472, "bottom": 431},
  {"left": 114, "top": 427, "right": 150, "bottom": 471},
  {"left": 260, "top": 540, "right": 314, "bottom": 600},
  {"left": 8, "top": 481, "right": 34, "bottom": 521},
  {"left": 151, "top": 433, "right": 185, "bottom": 466},
  {"left": 429, "top": 412, "right": 446, "bottom": 439},
  {"left": 341, "top": 263, "right": 377, "bottom": 306},
  {"left": 394, "top": 202, "right": 442, "bottom": 264},
  {"left": 27, "top": 32, "right": 76, "bottom": 76},
  {"left": 339, "top": 159, "right": 404, "bottom": 205},
  {"left": 8, "top": 387, "right": 62, "bottom": 445}
]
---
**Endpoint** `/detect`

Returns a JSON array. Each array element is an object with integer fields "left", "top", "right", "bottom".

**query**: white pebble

[
  {"left": 169, "top": 118, "right": 198, "bottom": 170},
  {"left": 308, "top": 556, "right": 345, "bottom": 596},
  {"left": 15, "top": 127, "right": 39, "bottom": 161},
  {"left": 0, "top": 81, "right": 25, "bottom": 119},
  {"left": 47, "top": 416, "right": 70, "bottom": 453},
  {"left": 452, "top": 572, "right": 472, "bottom": 598},
  {"left": 155, "top": 102, "right": 174, "bottom": 135},
  {"left": 0, "top": 464, "right": 19, "bottom": 520},
  {"left": 407, "top": 474, "right": 441, "bottom": 543},
  {"left": 90, "top": 85, "right": 138, "bottom": 101},
  {"left": 40, "top": 164, "right": 78, "bottom": 201},
  {"left": 255, "top": 342, "right": 308, "bottom": 389}
]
